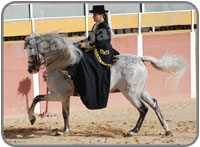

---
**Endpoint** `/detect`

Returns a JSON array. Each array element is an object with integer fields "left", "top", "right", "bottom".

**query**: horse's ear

[
  {"left": 26, "top": 33, "right": 40, "bottom": 40},
  {"left": 24, "top": 33, "right": 40, "bottom": 46}
]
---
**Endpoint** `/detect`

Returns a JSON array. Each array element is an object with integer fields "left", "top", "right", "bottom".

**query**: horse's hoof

[
  {"left": 55, "top": 131, "right": 63, "bottom": 136},
  {"left": 30, "top": 115, "right": 36, "bottom": 125},
  {"left": 126, "top": 131, "right": 136, "bottom": 137},
  {"left": 165, "top": 130, "right": 172, "bottom": 136},
  {"left": 55, "top": 131, "right": 69, "bottom": 136}
]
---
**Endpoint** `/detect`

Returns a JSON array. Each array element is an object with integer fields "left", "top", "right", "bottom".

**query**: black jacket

[
  {"left": 67, "top": 21, "right": 119, "bottom": 109},
  {"left": 79, "top": 20, "right": 119, "bottom": 67}
]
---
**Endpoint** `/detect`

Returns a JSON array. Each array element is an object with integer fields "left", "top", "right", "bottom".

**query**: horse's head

[
  {"left": 25, "top": 32, "right": 82, "bottom": 73},
  {"left": 24, "top": 33, "right": 43, "bottom": 74}
]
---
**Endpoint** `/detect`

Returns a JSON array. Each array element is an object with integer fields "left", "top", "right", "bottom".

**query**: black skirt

[{"left": 66, "top": 49, "right": 110, "bottom": 109}]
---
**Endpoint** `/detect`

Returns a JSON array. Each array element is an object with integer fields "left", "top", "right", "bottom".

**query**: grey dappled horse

[{"left": 24, "top": 33, "right": 186, "bottom": 136}]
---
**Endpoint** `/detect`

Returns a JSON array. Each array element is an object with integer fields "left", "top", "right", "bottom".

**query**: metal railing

[{"left": 4, "top": 3, "right": 195, "bottom": 22}]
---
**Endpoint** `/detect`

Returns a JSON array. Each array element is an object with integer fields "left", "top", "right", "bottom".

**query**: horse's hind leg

[
  {"left": 122, "top": 92, "right": 148, "bottom": 136},
  {"left": 141, "top": 90, "right": 172, "bottom": 136}
]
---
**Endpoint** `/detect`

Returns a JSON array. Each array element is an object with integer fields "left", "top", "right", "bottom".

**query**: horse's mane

[{"left": 38, "top": 33, "right": 82, "bottom": 72}]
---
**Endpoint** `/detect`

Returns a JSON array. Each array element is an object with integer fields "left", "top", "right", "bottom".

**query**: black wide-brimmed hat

[{"left": 89, "top": 5, "right": 108, "bottom": 14}]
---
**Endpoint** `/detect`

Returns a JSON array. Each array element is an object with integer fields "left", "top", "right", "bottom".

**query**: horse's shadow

[
  {"left": 69, "top": 131, "right": 106, "bottom": 138},
  {"left": 4, "top": 126, "right": 126, "bottom": 140},
  {"left": 3, "top": 128, "right": 106, "bottom": 140},
  {"left": 68, "top": 126, "right": 127, "bottom": 138},
  {"left": 3, "top": 127, "right": 54, "bottom": 140},
  {"left": 3, "top": 127, "right": 162, "bottom": 141}
]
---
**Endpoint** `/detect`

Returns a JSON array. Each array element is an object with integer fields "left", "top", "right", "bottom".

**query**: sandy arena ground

[{"left": 3, "top": 99, "right": 197, "bottom": 145}]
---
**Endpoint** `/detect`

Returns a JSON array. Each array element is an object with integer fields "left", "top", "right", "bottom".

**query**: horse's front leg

[
  {"left": 28, "top": 93, "right": 61, "bottom": 125},
  {"left": 56, "top": 98, "right": 70, "bottom": 136},
  {"left": 62, "top": 98, "right": 70, "bottom": 133}
]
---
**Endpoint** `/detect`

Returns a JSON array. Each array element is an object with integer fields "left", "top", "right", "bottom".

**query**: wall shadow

[{"left": 18, "top": 77, "right": 31, "bottom": 111}]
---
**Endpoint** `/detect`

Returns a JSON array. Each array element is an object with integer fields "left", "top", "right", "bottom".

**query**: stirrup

[{"left": 59, "top": 70, "right": 71, "bottom": 79}]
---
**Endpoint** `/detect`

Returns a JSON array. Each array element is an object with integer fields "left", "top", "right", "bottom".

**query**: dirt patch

[{"left": 3, "top": 99, "right": 197, "bottom": 145}]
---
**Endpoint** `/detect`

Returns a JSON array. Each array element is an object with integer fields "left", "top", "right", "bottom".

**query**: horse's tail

[{"left": 140, "top": 54, "right": 188, "bottom": 82}]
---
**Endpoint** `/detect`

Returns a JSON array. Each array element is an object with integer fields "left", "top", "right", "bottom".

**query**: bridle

[{"left": 27, "top": 45, "right": 45, "bottom": 71}]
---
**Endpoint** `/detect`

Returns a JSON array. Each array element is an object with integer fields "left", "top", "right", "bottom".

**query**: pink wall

[
  {"left": 4, "top": 42, "right": 34, "bottom": 116},
  {"left": 3, "top": 33, "right": 191, "bottom": 116},
  {"left": 143, "top": 33, "right": 190, "bottom": 100},
  {"left": 111, "top": 35, "right": 137, "bottom": 54}
]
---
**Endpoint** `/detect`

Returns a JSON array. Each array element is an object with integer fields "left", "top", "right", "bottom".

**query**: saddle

[{"left": 59, "top": 69, "right": 80, "bottom": 96}]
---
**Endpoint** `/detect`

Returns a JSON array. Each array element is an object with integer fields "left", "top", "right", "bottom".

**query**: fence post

[
  {"left": 137, "top": 11, "right": 143, "bottom": 56},
  {"left": 84, "top": 3, "right": 89, "bottom": 38},
  {"left": 30, "top": 3, "right": 41, "bottom": 113},
  {"left": 190, "top": 10, "right": 196, "bottom": 98},
  {"left": 107, "top": 11, "right": 114, "bottom": 36}
]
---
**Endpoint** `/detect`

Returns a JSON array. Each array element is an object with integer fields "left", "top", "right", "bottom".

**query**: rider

[
  {"left": 74, "top": 5, "right": 119, "bottom": 64},
  {"left": 67, "top": 5, "right": 119, "bottom": 109}
]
